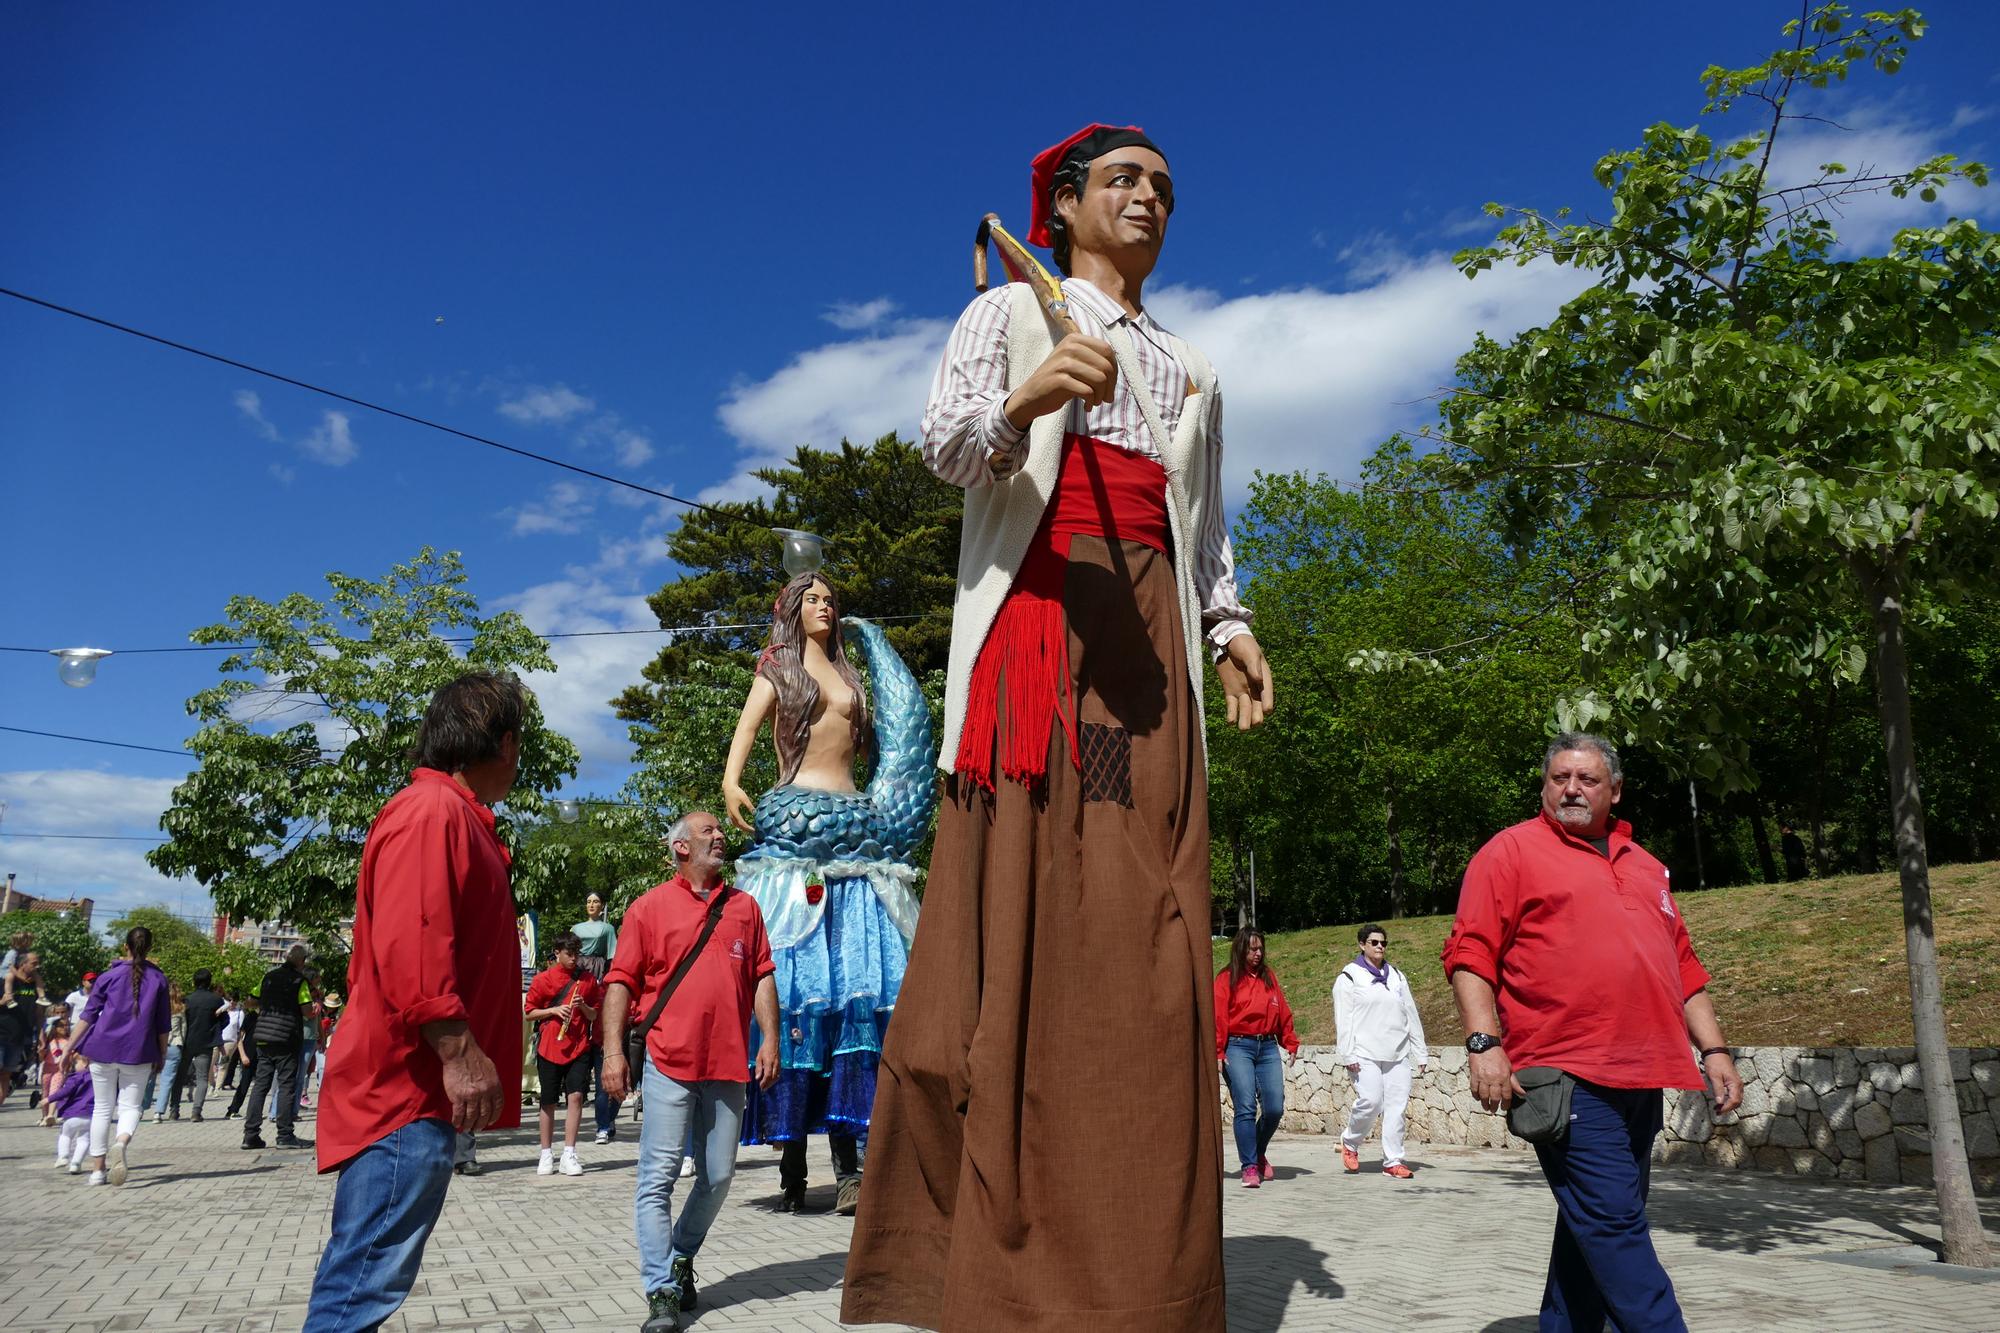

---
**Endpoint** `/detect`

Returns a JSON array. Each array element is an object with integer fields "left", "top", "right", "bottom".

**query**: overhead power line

[
  {"left": 0, "top": 831, "right": 166, "bottom": 841},
  {"left": 0, "top": 726, "right": 186, "bottom": 757},
  {"left": 0, "top": 614, "right": 923, "bottom": 658},
  {"left": 0, "top": 285, "right": 754, "bottom": 526}
]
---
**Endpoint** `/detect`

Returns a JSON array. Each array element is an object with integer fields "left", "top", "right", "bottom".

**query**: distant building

[
  {"left": 0, "top": 875, "right": 93, "bottom": 928},
  {"left": 227, "top": 917, "right": 351, "bottom": 964}
]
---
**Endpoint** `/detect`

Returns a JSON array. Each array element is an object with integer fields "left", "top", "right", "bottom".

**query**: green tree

[
  {"left": 104, "top": 906, "right": 265, "bottom": 997},
  {"left": 0, "top": 909, "right": 108, "bottom": 997},
  {"left": 1445, "top": 5, "right": 1995, "bottom": 1263},
  {"left": 1208, "top": 442, "right": 1588, "bottom": 926},
  {"left": 147, "top": 548, "right": 581, "bottom": 929},
  {"left": 614, "top": 433, "right": 962, "bottom": 727},
  {"left": 510, "top": 800, "right": 674, "bottom": 920}
]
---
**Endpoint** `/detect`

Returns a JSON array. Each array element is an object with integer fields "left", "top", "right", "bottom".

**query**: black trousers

[
  {"left": 242, "top": 1043, "right": 298, "bottom": 1139},
  {"left": 226, "top": 1047, "right": 258, "bottom": 1114},
  {"left": 781, "top": 1133, "right": 863, "bottom": 1190}
]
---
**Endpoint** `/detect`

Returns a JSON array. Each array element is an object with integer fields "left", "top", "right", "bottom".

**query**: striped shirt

[{"left": 922, "top": 278, "right": 1252, "bottom": 649}]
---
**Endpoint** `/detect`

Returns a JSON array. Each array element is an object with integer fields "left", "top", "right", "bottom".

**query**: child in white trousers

[{"left": 50, "top": 1057, "right": 95, "bottom": 1173}]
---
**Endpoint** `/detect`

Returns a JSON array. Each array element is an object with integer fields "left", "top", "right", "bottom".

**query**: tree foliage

[
  {"left": 147, "top": 548, "right": 581, "bottom": 929},
  {"left": 0, "top": 909, "right": 109, "bottom": 998},
  {"left": 1440, "top": 3, "right": 1995, "bottom": 1265},
  {"left": 103, "top": 906, "right": 265, "bottom": 998}
]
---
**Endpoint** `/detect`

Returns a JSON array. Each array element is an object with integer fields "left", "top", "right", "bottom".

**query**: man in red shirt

[
  {"left": 1443, "top": 734, "right": 1744, "bottom": 1333},
  {"left": 524, "top": 931, "right": 603, "bottom": 1177},
  {"left": 301, "top": 673, "right": 527, "bottom": 1333},
  {"left": 602, "top": 810, "right": 779, "bottom": 1332}
]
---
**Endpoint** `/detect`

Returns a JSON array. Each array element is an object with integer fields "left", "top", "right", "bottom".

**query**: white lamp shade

[{"left": 774, "top": 529, "right": 826, "bottom": 578}]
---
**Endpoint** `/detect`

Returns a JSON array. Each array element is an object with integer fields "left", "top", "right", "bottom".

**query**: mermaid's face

[{"left": 801, "top": 579, "right": 836, "bottom": 637}]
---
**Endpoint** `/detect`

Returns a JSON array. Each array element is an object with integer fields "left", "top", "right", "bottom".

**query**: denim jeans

[
  {"left": 149, "top": 1046, "right": 184, "bottom": 1116},
  {"left": 592, "top": 1046, "right": 616, "bottom": 1135},
  {"left": 1533, "top": 1081, "right": 1685, "bottom": 1333},
  {"left": 1222, "top": 1035, "right": 1286, "bottom": 1170},
  {"left": 634, "top": 1058, "right": 745, "bottom": 1296},
  {"left": 302, "top": 1117, "right": 456, "bottom": 1332}
]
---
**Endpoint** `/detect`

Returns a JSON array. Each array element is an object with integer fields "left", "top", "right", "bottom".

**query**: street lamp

[
  {"left": 51, "top": 648, "right": 112, "bottom": 687},
  {"left": 553, "top": 799, "right": 581, "bottom": 824},
  {"left": 774, "top": 529, "right": 826, "bottom": 578}
]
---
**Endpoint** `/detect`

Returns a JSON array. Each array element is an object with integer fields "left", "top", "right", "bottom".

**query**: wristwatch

[{"left": 1465, "top": 1033, "right": 1502, "bottom": 1054}]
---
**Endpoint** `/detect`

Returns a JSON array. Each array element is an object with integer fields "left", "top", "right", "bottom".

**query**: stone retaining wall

[{"left": 1237, "top": 1044, "right": 2000, "bottom": 1192}]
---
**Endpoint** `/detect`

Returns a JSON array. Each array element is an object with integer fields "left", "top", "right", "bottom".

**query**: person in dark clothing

[
  {"left": 1780, "top": 824, "right": 1809, "bottom": 881},
  {"left": 242, "top": 946, "right": 317, "bottom": 1150},
  {"left": 173, "top": 970, "right": 228, "bottom": 1122},
  {"left": 225, "top": 1007, "right": 260, "bottom": 1117}
]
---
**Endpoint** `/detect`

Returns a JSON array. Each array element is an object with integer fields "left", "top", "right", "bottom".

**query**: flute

[{"left": 557, "top": 984, "right": 581, "bottom": 1040}]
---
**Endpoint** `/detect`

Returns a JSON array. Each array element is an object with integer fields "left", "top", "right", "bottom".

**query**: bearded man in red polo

[
  {"left": 1444, "top": 733, "right": 1745, "bottom": 1333},
  {"left": 842, "top": 123, "right": 1274, "bottom": 1333}
]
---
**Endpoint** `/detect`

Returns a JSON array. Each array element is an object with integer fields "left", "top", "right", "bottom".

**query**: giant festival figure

[
  {"left": 842, "top": 123, "right": 1275, "bottom": 1332},
  {"left": 723, "top": 567, "right": 936, "bottom": 1215}
]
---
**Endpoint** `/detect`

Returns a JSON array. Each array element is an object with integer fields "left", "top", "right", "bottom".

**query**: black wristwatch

[{"left": 1465, "top": 1033, "right": 1502, "bottom": 1054}]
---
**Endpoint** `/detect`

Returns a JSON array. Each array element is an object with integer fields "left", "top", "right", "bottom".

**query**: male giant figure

[
  {"left": 302, "top": 673, "right": 524, "bottom": 1331},
  {"left": 842, "top": 123, "right": 1274, "bottom": 1333},
  {"left": 1443, "top": 733, "right": 1745, "bottom": 1332}
]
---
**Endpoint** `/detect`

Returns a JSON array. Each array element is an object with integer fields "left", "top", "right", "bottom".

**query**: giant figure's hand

[
  {"left": 724, "top": 782, "right": 756, "bottom": 835},
  {"left": 1215, "top": 634, "right": 1275, "bottom": 731},
  {"left": 1002, "top": 333, "right": 1118, "bottom": 428}
]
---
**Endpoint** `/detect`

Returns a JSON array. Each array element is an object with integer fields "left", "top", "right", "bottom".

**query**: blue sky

[{"left": 3, "top": 2, "right": 1995, "bottom": 928}]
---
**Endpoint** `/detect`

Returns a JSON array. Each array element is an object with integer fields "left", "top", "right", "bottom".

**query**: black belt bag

[{"left": 1507, "top": 1066, "right": 1576, "bottom": 1144}]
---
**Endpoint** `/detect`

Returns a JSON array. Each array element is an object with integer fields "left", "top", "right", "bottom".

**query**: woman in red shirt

[{"left": 1213, "top": 931, "right": 1299, "bottom": 1188}]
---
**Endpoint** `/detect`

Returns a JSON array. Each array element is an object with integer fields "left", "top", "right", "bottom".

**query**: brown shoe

[{"left": 835, "top": 1176, "right": 861, "bottom": 1215}]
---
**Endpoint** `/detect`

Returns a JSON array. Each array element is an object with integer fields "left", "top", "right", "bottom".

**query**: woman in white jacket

[{"left": 1332, "top": 923, "right": 1427, "bottom": 1178}]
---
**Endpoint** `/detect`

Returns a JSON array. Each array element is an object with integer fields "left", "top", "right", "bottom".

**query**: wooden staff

[{"left": 974, "top": 213, "right": 1080, "bottom": 339}]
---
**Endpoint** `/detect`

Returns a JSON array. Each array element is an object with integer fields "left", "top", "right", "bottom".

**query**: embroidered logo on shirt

[
  {"left": 1659, "top": 888, "right": 1675, "bottom": 917},
  {"left": 729, "top": 938, "right": 747, "bottom": 960}
]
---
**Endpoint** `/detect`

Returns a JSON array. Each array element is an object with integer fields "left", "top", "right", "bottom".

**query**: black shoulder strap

[{"left": 632, "top": 887, "right": 731, "bottom": 1047}]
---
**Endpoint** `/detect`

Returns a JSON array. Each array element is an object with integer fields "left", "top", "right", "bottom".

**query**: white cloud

[
  {"left": 506, "top": 479, "right": 597, "bottom": 536},
  {"left": 298, "top": 410, "right": 359, "bottom": 466},
  {"left": 498, "top": 383, "right": 595, "bottom": 425},
  {"left": 493, "top": 578, "right": 661, "bottom": 782},
  {"left": 823, "top": 298, "right": 898, "bottom": 331},
  {"left": 233, "top": 389, "right": 280, "bottom": 442},
  {"left": 712, "top": 258, "right": 1585, "bottom": 498},
  {"left": 1762, "top": 103, "right": 1986, "bottom": 253},
  {"left": 0, "top": 770, "right": 207, "bottom": 928},
  {"left": 608, "top": 428, "right": 654, "bottom": 468}
]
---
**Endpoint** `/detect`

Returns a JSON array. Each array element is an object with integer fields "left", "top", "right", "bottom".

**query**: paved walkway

[{"left": 1, "top": 1097, "right": 1995, "bottom": 1331}]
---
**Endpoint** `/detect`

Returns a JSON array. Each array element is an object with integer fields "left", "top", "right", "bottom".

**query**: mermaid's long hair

[{"left": 757, "top": 572, "right": 870, "bottom": 785}]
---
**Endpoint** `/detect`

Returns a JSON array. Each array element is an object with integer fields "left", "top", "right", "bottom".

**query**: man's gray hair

[
  {"left": 1543, "top": 732, "right": 1623, "bottom": 782},
  {"left": 665, "top": 811, "right": 704, "bottom": 861}
]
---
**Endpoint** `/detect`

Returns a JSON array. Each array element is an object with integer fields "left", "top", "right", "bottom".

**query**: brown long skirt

[{"left": 841, "top": 536, "right": 1225, "bottom": 1332}]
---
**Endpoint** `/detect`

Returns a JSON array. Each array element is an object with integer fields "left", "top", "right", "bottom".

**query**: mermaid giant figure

[{"left": 724, "top": 569, "right": 935, "bottom": 1215}]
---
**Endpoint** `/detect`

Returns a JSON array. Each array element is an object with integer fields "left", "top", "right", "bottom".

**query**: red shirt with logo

[
  {"left": 607, "top": 876, "right": 774, "bottom": 1083},
  {"left": 524, "top": 964, "right": 604, "bottom": 1065},
  {"left": 1212, "top": 968, "right": 1300, "bottom": 1058},
  {"left": 317, "top": 769, "right": 523, "bottom": 1172},
  {"left": 1442, "top": 812, "right": 1711, "bottom": 1091}
]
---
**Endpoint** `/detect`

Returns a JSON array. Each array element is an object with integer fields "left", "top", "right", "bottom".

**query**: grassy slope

[{"left": 1219, "top": 861, "right": 2000, "bottom": 1049}]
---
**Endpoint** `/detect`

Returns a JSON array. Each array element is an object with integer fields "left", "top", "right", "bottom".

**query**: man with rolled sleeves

[{"left": 1443, "top": 733, "right": 1744, "bottom": 1333}]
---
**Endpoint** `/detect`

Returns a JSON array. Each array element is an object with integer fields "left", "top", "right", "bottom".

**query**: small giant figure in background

[{"left": 723, "top": 566, "right": 935, "bottom": 1216}]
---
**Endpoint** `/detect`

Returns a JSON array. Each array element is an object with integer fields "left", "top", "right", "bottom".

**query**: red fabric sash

[{"left": 955, "top": 436, "right": 1170, "bottom": 789}]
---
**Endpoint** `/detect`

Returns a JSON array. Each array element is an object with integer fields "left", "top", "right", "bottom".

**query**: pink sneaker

[
  {"left": 1384, "top": 1162, "right": 1414, "bottom": 1179},
  {"left": 1257, "top": 1156, "right": 1275, "bottom": 1182},
  {"left": 1239, "top": 1166, "right": 1261, "bottom": 1189},
  {"left": 1340, "top": 1145, "right": 1360, "bottom": 1174}
]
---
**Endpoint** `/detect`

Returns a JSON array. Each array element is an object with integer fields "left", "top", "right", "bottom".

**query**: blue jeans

[
  {"left": 1222, "top": 1035, "right": 1285, "bottom": 1170},
  {"left": 149, "top": 1046, "right": 183, "bottom": 1116},
  {"left": 1533, "top": 1081, "right": 1686, "bottom": 1333},
  {"left": 592, "top": 1046, "right": 616, "bottom": 1135},
  {"left": 635, "top": 1059, "right": 745, "bottom": 1296},
  {"left": 302, "top": 1117, "right": 456, "bottom": 1332}
]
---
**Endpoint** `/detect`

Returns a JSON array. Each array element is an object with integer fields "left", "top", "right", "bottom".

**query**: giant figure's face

[{"left": 1057, "top": 147, "right": 1173, "bottom": 268}]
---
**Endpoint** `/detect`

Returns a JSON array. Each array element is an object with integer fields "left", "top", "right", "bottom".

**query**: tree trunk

[
  {"left": 1233, "top": 829, "right": 1248, "bottom": 933},
  {"left": 1747, "top": 793, "right": 1779, "bottom": 885},
  {"left": 1384, "top": 790, "right": 1405, "bottom": 920},
  {"left": 1856, "top": 557, "right": 1992, "bottom": 1268},
  {"left": 1808, "top": 675, "right": 1836, "bottom": 876}
]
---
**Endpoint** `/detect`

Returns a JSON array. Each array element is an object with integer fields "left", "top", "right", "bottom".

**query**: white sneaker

[
  {"left": 88, "top": 1169, "right": 106, "bottom": 1185},
  {"left": 679, "top": 1155, "right": 697, "bottom": 1179},
  {"left": 109, "top": 1142, "right": 128, "bottom": 1187},
  {"left": 67, "top": 1161, "right": 82, "bottom": 1175},
  {"left": 594, "top": 1129, "right": 611, "bottom": 1145},
  {"left": 559, "top": 1148, "right": 584, "bottom": 1177},
  {"left": 53, "top": 1157, "right": 67, "bottom": 1169},
  {"left": 537, "top": 1148, "right": 556, "bottom": 1176}
]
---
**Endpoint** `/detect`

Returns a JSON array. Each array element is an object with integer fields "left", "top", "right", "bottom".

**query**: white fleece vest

[{"left": 937, "top": 281, "right": 1220, "bottom": 773}]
